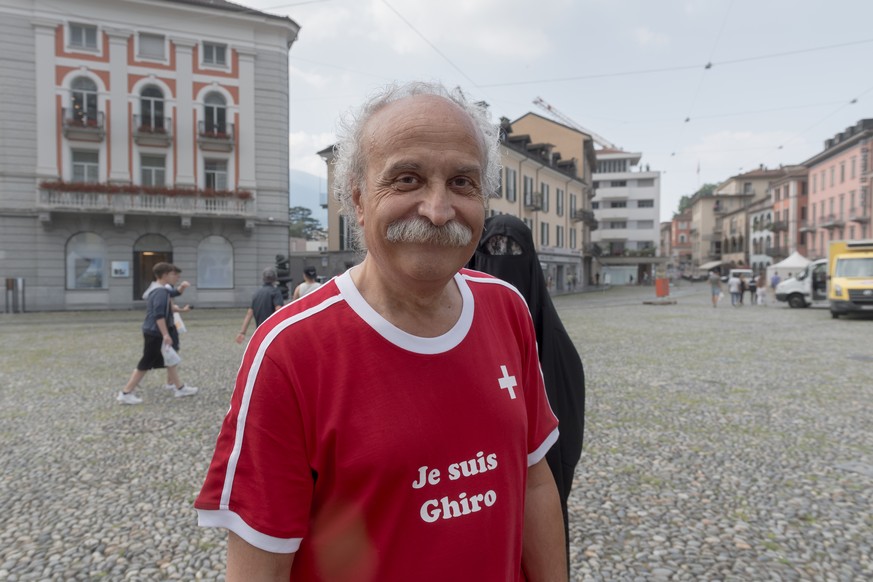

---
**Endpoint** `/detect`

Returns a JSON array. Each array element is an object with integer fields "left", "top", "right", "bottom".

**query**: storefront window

[{"left": 66, "top": 232, "right": 107, "bottom": 289}]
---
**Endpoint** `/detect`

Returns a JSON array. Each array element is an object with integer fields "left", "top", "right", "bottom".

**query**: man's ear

[{"left": 352, "top": 186, "right": 365, "bottom": 226}]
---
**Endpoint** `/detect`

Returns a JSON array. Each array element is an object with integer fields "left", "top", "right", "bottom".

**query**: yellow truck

[{"left": 828, "top": 239, "right": 873, "bottom": 318}]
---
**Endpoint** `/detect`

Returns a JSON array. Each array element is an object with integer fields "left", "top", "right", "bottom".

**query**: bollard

[
  {"left": 5, "top": 277, "right": 25, "bottom": 313},
  {"left": 654, "top": 277, "right": 669, "bottom": 298}
]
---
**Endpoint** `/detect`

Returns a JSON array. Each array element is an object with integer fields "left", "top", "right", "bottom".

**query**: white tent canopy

[{"left": 767, "top": 251, "right": 811, "bottom": 282}]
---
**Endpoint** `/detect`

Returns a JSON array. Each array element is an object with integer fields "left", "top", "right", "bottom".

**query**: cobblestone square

[{"left": 1, "top": 284, "right": 870, "bottom": 581}]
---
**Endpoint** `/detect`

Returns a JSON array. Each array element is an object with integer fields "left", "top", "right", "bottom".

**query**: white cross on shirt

[{"left": 498, "top": 365, "right": 517, "bottom": 399}]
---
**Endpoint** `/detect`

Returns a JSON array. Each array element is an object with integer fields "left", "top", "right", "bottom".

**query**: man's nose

[{"left": 418, "top": 184, "right": 455, "bottom": 226}]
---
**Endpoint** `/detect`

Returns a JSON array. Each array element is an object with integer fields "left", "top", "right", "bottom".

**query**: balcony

[
  {"left": 799, "top": 220, "right": 816, "bottom": 232},
  {"left": 198, "top": 121, "right": 234, "bottom": 152},
  {"left": 524, "top": 192, "right": 543, "bottom": 211},
  {"left": 570, "top": 207, "right": 596, "bottom": 224},
  {"left": 770, "top": 220, "right": 789, "bottom": 232},
  {"left": 849, "top": 207, "right": 870, "bottom": 224},
  {"left": 766, "top": 245, "right": 789, "bottom": 260},
  {"left": 820, "top": 214, "right": 845, "bottom": 229},
  {"left": 62, "top": 108, "right": 105, "bottom": 142},
  {"left": 133, "top": 115, "right": 172, "bottom": 147},
  {"left": 38, "top": 182, "right": 254, "bottom": 222}
]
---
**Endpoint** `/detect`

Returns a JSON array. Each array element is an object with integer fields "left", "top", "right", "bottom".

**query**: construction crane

[{"left": 532, "top": 97, "right": 619, "bottom": 150}]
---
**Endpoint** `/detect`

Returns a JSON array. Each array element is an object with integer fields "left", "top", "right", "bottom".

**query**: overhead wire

[{"left": 379, "top": 0, "right": 480, "bottom": 88}]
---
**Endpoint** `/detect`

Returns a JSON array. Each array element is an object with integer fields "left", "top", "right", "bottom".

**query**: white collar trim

[{"left": 335, "top": 270, "right": 474, "bottom": 354}]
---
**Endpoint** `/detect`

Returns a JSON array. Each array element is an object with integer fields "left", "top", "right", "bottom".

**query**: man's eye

[
  {"left": 450, "top": 177, "right": 477, "bottom": 191},
  {"left": 394, "top": 175, "right": 420, "bottom": 188}
]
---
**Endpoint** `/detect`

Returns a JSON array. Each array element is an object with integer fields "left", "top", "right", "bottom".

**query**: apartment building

[
  {"left": 320, "top": 112, "right": 599, "bottom": 292},
  {"left": 590, "top": 149, "right": 662, "bottom": 284},
  {"left": 747, "top": 196, "right": 773, "bottom": 272},
  {"left": 803, "top": 119, "right": 873, "bottom": 259},
  {"left": 0, "top": 0, "right": 299, "bottom": 310},
  {"left": 691, "top": 167, "right": 784, "bottom": 271},
  {"left": 768, "top": 165, "right": 808, "bottom": 259},
  {"left": 670, "top": 209, "right": 692, "bottom": 275}
]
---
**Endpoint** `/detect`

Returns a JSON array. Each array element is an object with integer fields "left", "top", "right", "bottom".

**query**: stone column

[
  {"left": 32, "top": 19, "right": 61, "bottom": 179},
  {"left": 105, "top": 28, "right": 133, "bottom": 183},
  {"left": 173, "top": 37, "right": 197, "bottom": 187},
  {"left": 236, "top": 47, "right": 257, "bottom": 191}
]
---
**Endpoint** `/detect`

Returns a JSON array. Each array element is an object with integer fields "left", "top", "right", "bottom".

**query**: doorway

[{"left": 133, "top": 234, "right": 173, "bottom": 300}]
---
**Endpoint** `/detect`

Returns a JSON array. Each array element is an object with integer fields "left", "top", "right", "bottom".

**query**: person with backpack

[{"left": 117, "top": 262, "right": 198, "bottom": 404}]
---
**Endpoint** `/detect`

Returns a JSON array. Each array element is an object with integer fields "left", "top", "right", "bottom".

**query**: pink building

[
  {"left": 803, "top": 119, "right": 873, "bottom": 258},
  {"left": 671, "top": 210, "right": 692, "bottom": 273},
  {"left": 769, "top": 166, "right": 808, "bottom": 258}
]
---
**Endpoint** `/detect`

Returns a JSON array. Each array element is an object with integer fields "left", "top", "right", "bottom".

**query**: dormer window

[
  {"left": 138, "top": 33, "right": 165, "bottom": 60},
  {"left": 70, "top": 23, "right": 97, "bottom": 50},
  {"left": 203, "top": 42, "right": 227, "bottom": 66}
]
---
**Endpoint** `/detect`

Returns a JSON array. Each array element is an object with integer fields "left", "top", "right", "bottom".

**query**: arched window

[
  {"left": 66, "top": 232, "right": 107, "bottom": 289},
  {"left": 203, "top": 92, "right": 226, "bottom": 134},
  {"left": 71, "top": 77, "right": 98, "bottom": 123},
  {"left": 197, "top": 235, "right": 233, "bottom": 289},
  {"left": 140, "top": 86, "right": 165, "bottom": 130}
]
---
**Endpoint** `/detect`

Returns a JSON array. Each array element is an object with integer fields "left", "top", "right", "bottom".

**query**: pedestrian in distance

[
  {"left": 143, "top": 272, "right": 191, "bottom": 390},
  {"left": 236, "top": 267, "right": 285, "bottom": 344},
  {"left": 728, "top": 272, "right": 742, "bottom": 307},
  {"left": 195, "top": 81, "right": 566, "bottom": 581},
  {"left": 470, "top": 213, "right": 586, "bottom": 573},
  {"left": 756, "top": 273, "right": 768, "bottom": 306},
  {"left": 738, "top": 274, "right": 747, "bottom": 306},
  {"left": 708, "top": 270, "right": 723, "bottom": 308},
  {"left": 748, "top": 274, "right": 757, "bottom": 306},
  {"left": 770, "top": 272, "right": 781, "bottom": 289},
  {"left": 291, "top": 266, "right": 322, "bottom": 301},
  {"left": 117, "top": 262, "right": 198, "bottom": 404}
]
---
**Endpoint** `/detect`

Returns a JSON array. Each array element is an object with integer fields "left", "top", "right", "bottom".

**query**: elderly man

[{"left": 195, "top": 82, "right": 567, "bottom": 581}]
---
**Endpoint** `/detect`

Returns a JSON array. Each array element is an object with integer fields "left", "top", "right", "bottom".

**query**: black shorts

[{"left": 137, "top": 334, "right": 166, "bottom": 371}]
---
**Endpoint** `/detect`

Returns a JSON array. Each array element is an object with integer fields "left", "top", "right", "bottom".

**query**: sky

[{"left": 240, "top": 0, "right": 873, "bottom": 222}]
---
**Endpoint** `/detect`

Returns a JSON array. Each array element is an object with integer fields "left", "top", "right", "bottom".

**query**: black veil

[{"left": 469, "top": 214, "right": 586, "bottom": 551}]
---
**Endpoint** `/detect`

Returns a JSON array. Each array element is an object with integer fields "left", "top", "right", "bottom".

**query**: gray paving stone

[{"left": 0, "top": 283, "right": 871, "bottom": 580}]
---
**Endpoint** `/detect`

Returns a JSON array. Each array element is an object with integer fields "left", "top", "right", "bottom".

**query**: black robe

[{"left": 470, "top": 214, "right": 586, "bottom": 553}]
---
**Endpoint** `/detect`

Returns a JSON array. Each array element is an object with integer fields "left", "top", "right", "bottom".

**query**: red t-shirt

[{"left": 195, "top": 269, "right": 559, "bottom": 581}]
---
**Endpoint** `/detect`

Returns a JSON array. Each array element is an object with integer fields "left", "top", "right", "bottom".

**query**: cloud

[
  {"left": 632, "top": 26, "right": 669, "bottom": 47},
  {"left": 365, "top": 0, "right": 565, "bottom": 61},
  {"left": 289, "top": 130, "right": 335, "bottom": 175},
  {"left": 683, "top": 130, "right": 803, "bottom": 172}
]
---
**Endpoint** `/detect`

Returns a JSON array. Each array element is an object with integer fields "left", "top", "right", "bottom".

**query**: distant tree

[
  {"left": 677, "top": 195, "right": 692, "bottom": 214},
  {"left": 695, "top": 183, "right": 717, "bottom": 197},
  {"left": 288, "top": 206, "right": 325, "bottom": 240}
]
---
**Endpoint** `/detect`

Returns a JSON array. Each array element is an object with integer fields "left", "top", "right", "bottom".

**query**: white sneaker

[
  {"left": 117, "top": 391, "right": 143, "bottom": 405},
  {"left": 173, "top": 384, "right": 198, "bottom": 398},
  {"left": 163, "top": 383, "right": 177, "bottom": 390}
]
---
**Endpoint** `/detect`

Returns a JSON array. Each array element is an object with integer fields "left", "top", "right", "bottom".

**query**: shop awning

[{"left": 698, "top": 260, "right": 724, "bottom": 271}]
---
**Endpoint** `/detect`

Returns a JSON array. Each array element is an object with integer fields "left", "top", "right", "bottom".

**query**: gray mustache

[{"left": 386, "top": 218, "right": 473, "bottom": 247}]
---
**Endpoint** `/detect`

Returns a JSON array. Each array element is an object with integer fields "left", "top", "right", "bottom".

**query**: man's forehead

[{"left": 362, "top": 95, "right": 483, "bottom": 165}]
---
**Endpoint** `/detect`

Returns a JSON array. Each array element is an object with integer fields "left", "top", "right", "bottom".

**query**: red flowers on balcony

[{"left": 39, "top": 181, "right": 252, "bottom": 200}]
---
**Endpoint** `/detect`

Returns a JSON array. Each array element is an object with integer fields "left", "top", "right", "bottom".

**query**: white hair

[{"left": 331, "top": 81, "right": 500, "bottom": 249}]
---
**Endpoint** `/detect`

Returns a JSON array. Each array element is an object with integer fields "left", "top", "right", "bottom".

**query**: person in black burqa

[{"left": 469, "top": 213, "right": 585, "bottom": 565}]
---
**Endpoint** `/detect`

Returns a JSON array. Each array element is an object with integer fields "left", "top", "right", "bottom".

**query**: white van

[
  {"left": 774, "top": 259, "right": 828, "bottom": 308},
  {"left": 721, "top": 268, "right": 753, "bottom": 283}
]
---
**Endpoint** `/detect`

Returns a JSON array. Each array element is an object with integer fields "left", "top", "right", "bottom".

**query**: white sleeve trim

[
  {"left": 528, "top": 427, "right": 559, "bottom": 467},
  {"left": 197, "top": 509, "right": 302, "bottom": 554}
]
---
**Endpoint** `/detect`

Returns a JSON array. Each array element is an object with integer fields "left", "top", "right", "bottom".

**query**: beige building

[{"left": 691, "top": 167, "right": 784, "bottom": 271}]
